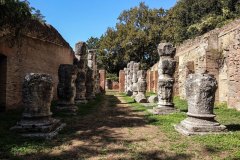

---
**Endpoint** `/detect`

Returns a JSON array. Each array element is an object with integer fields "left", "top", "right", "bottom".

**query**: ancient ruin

[
  {"left": 132, "top": 62, "right": 140, "bottom": 98},
  {"left": 57, "top": 64, "right": 78, "bottom": 114},
  {"left": 126, "top": 61, "right": 134, "bottom": 96},
  {"left": 153, "top": 43, "right": 177, "bottom": 114},
  {"left": 175, "top": 73, "right": 227, "bottom": 135},
  {"left": 74, "top": 42, "right": 88, "bottom": 104},
  {"left": 11, "top": 73, "right": 65, "bottom": 139},
  {"left": 135, "top": 70, "right": 147, "bottom": 103},
  {"left": 86, "top": 50, "right": 96, "bottom": 100}
]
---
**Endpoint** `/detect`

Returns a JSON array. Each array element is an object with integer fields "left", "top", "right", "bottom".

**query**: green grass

[
  {"left": 0, "top": 94, "right": 104, "bottom": 159},
  {"left": 120, "top": 93, "right": 240, "bottom": 159},
  {"left": 146, "top": 92, "right": 157, "bottom": 97}
]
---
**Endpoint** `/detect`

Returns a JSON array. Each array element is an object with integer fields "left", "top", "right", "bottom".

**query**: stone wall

[
  {"left": 0, "top": 21, "right": 74, "bottom": 111},
  {"left": 147, "top": 19, "right": 240, "bottom": 110}
]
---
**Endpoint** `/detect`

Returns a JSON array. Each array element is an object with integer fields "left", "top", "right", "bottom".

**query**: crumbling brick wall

[{"left": 0, "top": 21, "right": 74, "bottom": 110}]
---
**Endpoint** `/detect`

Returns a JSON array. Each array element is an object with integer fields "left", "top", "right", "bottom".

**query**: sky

[{"left": 28, "top": 0, "right": 177, "bottom": 48}]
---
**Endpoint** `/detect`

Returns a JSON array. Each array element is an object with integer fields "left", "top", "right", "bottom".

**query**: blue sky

[{"left": 28, "top": 0, "right": 177, "bottom": 48}]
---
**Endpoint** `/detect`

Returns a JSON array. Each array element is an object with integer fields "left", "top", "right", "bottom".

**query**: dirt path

[{"left": 25, "top": 91, "right": 191, "bottom": 160}]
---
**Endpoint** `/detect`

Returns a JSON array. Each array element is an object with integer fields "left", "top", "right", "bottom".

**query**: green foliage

[
  {"left": 106, "top": 72, "right": 118, "bottom": 82},
  {"left": 0, "top": 0, "right": 46, "bottom": 28},
  {"left": 90, "top": 0, "right": 240, "bottom": 74}
]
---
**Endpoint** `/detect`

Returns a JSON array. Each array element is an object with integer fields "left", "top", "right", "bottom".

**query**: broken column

[
  {"left": 74, "top": 42, "right": 88, "bottom": 104},
  {"left": 175, "top": 73, "right": 227, "bottom": 135},
  {"left": 135, "top": 70, "right": 147, "bottom": 103},
  {"left": 86, "top": 50, "right": 96, "bottom": 100},
  {"left": 11, "top": 73, "right": 65, "bottom": 139},
  {"left": 153, "top": 43, "right": 177, "bottom": 114},
  {"left": 57, "top": 64, "right": 78, "bottom": 114},
  {"left": 126, "top": 61, "right": 134, "bottom": 96},
  {"left": 132, "top": 62, "right": 140, "bottom": 98}
]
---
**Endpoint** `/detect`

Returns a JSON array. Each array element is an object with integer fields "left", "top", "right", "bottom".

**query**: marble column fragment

[
  {"left": 132, "top": 62, "right": 140, "bottom": 98},
  {"left": 135, "top": 70, "right": 147, "bottom": 103},
  {"left": 74, "top": 42, "right": 88, "bottom": 104},
  {"left": 86, "top": 50, "right": 96, "bottom": 100},
  {"left": 153, "top": 43, "right": 177, "bottom": 114},
  {"left": 175, "top": 73, "right": 227, "bottom": 135},
  {"left": 11, "top": 73, "right": 65, "bottom": 139},
  {"left": 57, "top": 64, "right": 78, "bottom": 114},
  {"left": 126, "top": 61, "right": 134, "bottom": 96}
]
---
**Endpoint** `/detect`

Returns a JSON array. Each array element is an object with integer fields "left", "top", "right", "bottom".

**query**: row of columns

[
  {"left": 122, "top": 43, "right": 227, "bottom": 135},
  {"left": 10, "top": 41, "right": 102, "bottom": 139}
]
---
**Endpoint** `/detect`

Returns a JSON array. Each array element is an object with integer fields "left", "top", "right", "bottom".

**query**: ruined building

[
  {"left": 0, "top": 20, "right": 74, "bottom": 111},
  {"left": 146, "top": 19, "right": 240, "bottom": 110}
]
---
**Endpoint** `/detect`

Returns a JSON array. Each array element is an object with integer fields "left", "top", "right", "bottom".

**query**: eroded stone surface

[
  {"left": 11, "top": 73, "right": 65, "bottom": 139},
  {"left": 86, "top": 50, "right": 96, "bottom": 100},
  {"left": 57, "top": 64, "right": 78, "bottom": 114},
  {"left": 175, "top": 73, "right": 227, "bottom": 135},
  {"left": 153, "top": 43, "right": 177, "bottom": 114},
  {"left": 135, "top": 70, "right": 147, "bottom": 103},
  {"left": 74, "top": 42, "right": 88, "bottom": 104},
  {"left": 132, "top": 62, "right": 140, "bottom": 98},
  {"left": 126, "top": 61, "right": 134, "bottom": 96},
  {"left": 148, "top": 95, "right": 158, "bottom": 103}
]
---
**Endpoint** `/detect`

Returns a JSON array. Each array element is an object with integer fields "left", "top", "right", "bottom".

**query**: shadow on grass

[
  {"left": 0, "top": 92, "right": 192, "bottom": 160},
  {"left": 225, "top": 124, "right": 240, "bottom": 132}
]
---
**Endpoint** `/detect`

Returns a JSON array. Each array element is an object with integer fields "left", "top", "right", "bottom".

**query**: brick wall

[
  {"left": 119, "top": 70, "right": 125, "bottom": 92},
  {"left": 146, "top": 19, "right": 240, "bottom": 110},
  {"left": 0, "top": 21, "right": 74, "bottom": 111},
  {"left": 99, "top": 70, "right": 106, "bottom": 93}
]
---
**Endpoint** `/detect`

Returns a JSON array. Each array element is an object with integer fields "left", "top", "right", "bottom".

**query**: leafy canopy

[{"left": 87, "top": 0, "right": 240, "bottom": 75}]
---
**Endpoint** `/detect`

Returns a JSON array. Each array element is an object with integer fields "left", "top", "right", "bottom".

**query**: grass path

[{"left": 0, "top": 91, "right": 240, "bottom": 159}]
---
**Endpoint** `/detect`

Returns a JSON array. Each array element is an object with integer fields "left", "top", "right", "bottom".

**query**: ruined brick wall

[
  {"left": 0, "top": 22, "right": 74, "bottom": 111},
  {"left": 119, "top": 70, "right": 125, "bottom": 92},
  {"left": 147, "top": 19, "right": 240, "bottom": 110},
  {"left": 99, "top": 70, "right": 106, "bottom": 93}
]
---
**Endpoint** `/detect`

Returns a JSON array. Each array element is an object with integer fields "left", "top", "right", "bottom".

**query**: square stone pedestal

[
  {"left": 11, "top": 118, "right": 66, "bottom": 139},
  {"left": 175, "top": 117, "right": 227, "bottom": 136}
]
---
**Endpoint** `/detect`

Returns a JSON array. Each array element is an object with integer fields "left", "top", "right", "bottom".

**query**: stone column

[
  {"left": 74, "top": 41, "right": 88, "bottom": 104},
  {"left": 11, "top": 73, "right": 65, "bottom": 139},
  {"left": 153, "top": 43, "right": 177, "bottom": 114},
  {"left": 135, "top": 70, "right": 147, "bottom": 103},
  {"left": 57, "top": 64, "right": 78, "bottom": 114},
  {"left": 126, "top": 61, "right": 134, "bottom": 96},
  {"left": 124, "top": 68, "right": 128, "bottom": 93},
  {"left": 132, "top": 62, "right": 140, "bottom": 98},
  {"left": 86, "top": 50, "right": 96, "bottom": 100},
  {"left": 175, "top": 73, "right": 227, "bottom": 135}
]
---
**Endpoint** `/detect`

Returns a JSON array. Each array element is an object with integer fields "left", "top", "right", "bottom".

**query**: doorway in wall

[{"left": 0, "top": 54, "right": 7, "bottom": 112}]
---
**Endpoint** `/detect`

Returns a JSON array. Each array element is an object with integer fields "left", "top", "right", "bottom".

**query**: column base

[
  {"left": 175, "top": 117, "right": 227, "bottom": 136},
  {"left": 56, "top": 105, "right": 78, "bottom": 115},
  {"left": 75, "top": 99, "right": 88, "bottom": 104},
  {"left": 11, "top": 118, "right": 66, "bottom": 139},
  {"left": 152, "top": 105, "right": 177, "bottom": 115}
]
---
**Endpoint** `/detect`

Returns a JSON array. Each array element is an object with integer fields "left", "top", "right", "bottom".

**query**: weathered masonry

[
  {"left": 143, "top": 19, "right": 240, "bottom": 110},
  {"left": 0, "top": 20, "right": 74, "bottom": 111}
]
